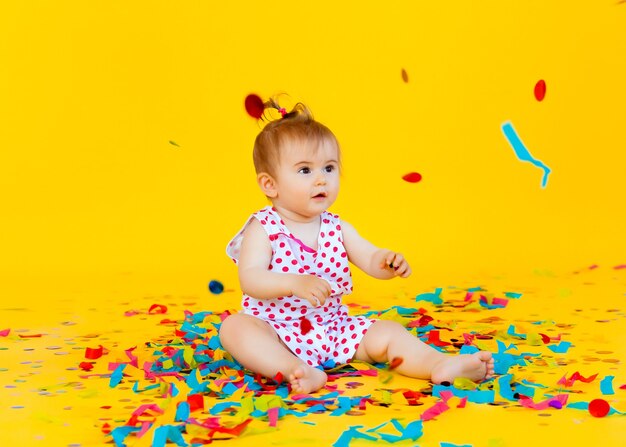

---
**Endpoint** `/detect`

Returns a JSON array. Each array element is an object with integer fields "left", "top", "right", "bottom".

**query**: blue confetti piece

[
  {"left": 209, "top": 401, "right": 241, "bottom": 415},
  {"left": 152, "top": 425, "right": 187, "bottom": 447},
  {"left": 441, "top": 443, "right": 472, "bottom": 447},
  {"left": 504, "top": 292, "right": 522, "bottom": 299},
  {"left": 109, "top": 364, "right": 126, "bottom": 388},
  {"left": 433, "top": 385, "right": 495, "bottom": 403},
  {"left": 547, "top": 341, "right": 572, "bottom": 353},
  {"left": 175, "top": 402, "right": 190, "bottom": 422},
  {"left": 497, "top": 374, "right": 517, "bottom": 401},
  {"left": 600, "top": 375, "right": 615, "bottom": 395},
  {"left": 501, "top": 121, "right": 551, "bottom": 188},
  {"left": 496, "top": 340, "right": 518, "bottom": 353},
  {"left": 415, "top": 288, "right": 443, "bottom": 305},
  {"left": 459, "top": 345, "right": 479, "bottom": 354},
  {"left": 111, "top": 426, "right": 142, "bottom": 447},
  {"left": 330, "top": 396, "right": 352, "bottom": 416},
  {"left": 506, "top": 325, "right": 526, "bottom": 339},
  {"left": 208, "top": 280, "right": 224, "bottom": 294},
  {"left": 515, "top": 383, "right": 536, "bottom": 398},
  {"left": 520, "top": 379, "right": 548, "bottom": 389},
  {"left": 170, "top": 383, "right": 179, "bottom": 397},
  {"left": 333, "top": 426, "right": 378, "bottom": 447}
]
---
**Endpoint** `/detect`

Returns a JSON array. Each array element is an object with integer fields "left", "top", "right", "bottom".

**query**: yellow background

[{"left": 2, "top": 1, "right": 625, "bottom": 295}]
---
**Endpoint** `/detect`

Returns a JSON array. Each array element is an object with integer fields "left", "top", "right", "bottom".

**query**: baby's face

[{"left": 271, "top": 139, "right": 340, "bottom": 221}]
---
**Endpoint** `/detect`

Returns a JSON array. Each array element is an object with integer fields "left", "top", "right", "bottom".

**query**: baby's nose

[{"left": 315, "top": 172, "right": 327, "bottom": 184}]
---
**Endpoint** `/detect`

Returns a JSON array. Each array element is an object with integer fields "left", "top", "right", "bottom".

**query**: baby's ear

[{"left": 257, "top": 172, "right": 278, "bottom": 198}]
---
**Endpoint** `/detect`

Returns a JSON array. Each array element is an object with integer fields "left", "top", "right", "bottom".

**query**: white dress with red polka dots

[{"left": 226, "top": 206, "right": 374, "bottom": 368}]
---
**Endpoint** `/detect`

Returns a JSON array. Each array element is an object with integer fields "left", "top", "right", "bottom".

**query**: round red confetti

[
  {"left": 402, "top": 172, "right": 422, "bottom": 183},
  {"left": 245, "top": 94, "right": 265, "bottom": 119},
  {"left": 588, "top": 398, "right": 610, "bottom": 417},
  {"left": 534, "top": 80, "right": 546, "bottom": 101}
]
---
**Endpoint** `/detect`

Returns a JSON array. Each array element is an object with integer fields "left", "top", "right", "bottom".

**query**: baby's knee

[{"left": 219, "top": 313, "right": 244, "bottom": 342}]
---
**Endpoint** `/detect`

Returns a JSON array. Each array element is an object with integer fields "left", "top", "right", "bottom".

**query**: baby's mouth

[{"left": 313, "top": 192, "right": 327, "bottom": 199}]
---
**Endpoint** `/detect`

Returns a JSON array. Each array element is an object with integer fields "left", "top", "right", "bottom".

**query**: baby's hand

[
  {"left": 381, "top": 251, "right": 412, "bottom": 278},
  {"left": 289, "top": 275, "right": 332, "bottom": 307}
]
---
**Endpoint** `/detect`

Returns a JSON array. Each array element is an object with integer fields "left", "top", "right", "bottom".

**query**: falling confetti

[
  {"left": 208, "top": 280, "right": 224, "bottom": 294},
  {"left": 401, "top": 68, "right": 409, "bottom": 83},
  {"left": 534, "top": 80, "right": 547, "bottom": 101},
  {"left": 245, "top": 94, "right": 265, "bottom": 119},
  {"left": 402, "top": 172, "right": 422, "bottom": 183},
  {"left": 501, "top": 121, "right": 551, "bottom": 188}
]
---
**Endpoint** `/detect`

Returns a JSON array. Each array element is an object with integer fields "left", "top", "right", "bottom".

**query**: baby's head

[
  {"left": 252, "top": 101, "right": 342, "bottom": 217},
  {"left": 253, "top": 102, "right": 341, "bottom": 179}
]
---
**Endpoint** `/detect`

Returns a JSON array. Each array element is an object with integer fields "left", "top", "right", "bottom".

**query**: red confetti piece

[
  {"left": 273, "top": 372, "right": 284, "bottom": 383},
  {"left": 300, "top": 316, "right": 313, "bottom": 335},
  {"left": 187, "top": 394, "right": 204, "bottom": 412},
  {"left": 534, "top": 79, "right": 547, "bottom": 101},
  {"left": 389, "top": 357, "right": 404, "bottom": 370},
  {"left": 558, "top": 371, "right": 598, "bottom": 387},
  {"left": 245, "top": 94, "right": 265, "bottom": 119},
  {"left": 589, "top": 398, "right": 610, "bottom": 417},
  {"left": 18, "top": 333, "right": 42, "bottom": 338},
  {"left": 79, "top": 362, "right": 94, "bottom": 371},
  {"left": 402, "top": 172, "right": 422, "bottom": 183},
  {"left": 101, "top": 422, "right": 112, "bottom": 434},
  {"left": 539, "top": 333, "right": 551, "bottom": 344},
  {"left": 0, "top": 328, "right": 10, "bottom": 337},
  {"left": 85, "top": 345, "right": 104, "bottom": 360},
  {"left": 427, "top": 330, "right": 451, "bottom": 347},
  {"left": 148, "top": 304, "right": 167, "bottom": 314},
  {"left": 614, "top": 264, "right": 626, "bottom": 270},
  {"left": 401, "top": 68, "right": 409, "bottom": 83}
]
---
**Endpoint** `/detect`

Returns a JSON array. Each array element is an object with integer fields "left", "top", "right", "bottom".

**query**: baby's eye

[
  {"left": 298, "top": 167, "right": 311, "bottom": 174},
  {"left": 324, "top": 165, "right": 335, "bottom": 173}
]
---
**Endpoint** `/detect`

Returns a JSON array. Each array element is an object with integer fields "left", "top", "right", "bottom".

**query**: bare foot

[
  {"left": 431, "top": 351, "right": 495, "bottom": 384},
  {"left": 288, "top": 365, "right": 328, "bottom": 394}
]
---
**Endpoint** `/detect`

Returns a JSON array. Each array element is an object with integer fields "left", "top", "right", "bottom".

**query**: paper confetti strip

[{"left": 501, "top": 121, "right": 551, "bottom": 188}]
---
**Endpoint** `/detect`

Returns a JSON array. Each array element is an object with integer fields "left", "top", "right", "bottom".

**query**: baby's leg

[
  {"left": 354, "top": 320, "right": 494, "bottom": 383},
  {"left": 219, "top": 313, "right": 327, "bottom": 393}
]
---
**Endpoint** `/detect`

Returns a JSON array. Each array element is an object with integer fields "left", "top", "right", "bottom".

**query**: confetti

[
  {"left": 534, "top": 79, "right": 547, "bottom": 101},
  {"left": 208, "top": 280, "right": 224, "bottom": 294},
  {"left": 501, "top": 121, "right": 551, "bottom": 188},
  {"left": 297, "top": 316, "right": 312, "bottom": 335},
  {"left": 244, "top": 94, "right": 265, "bottom": 119},
  {"left": 85, "top": 345, "right": 104, "bottom": 360},
  {"left": 600, "top": 375, "right": 615, "bottom": 395},
  {"left": 401, "top": 68, "right": 409, "bottom": 83},
  {"left": 148, "top": 304, "right": 168, "bottom": 314},
  {"left": 588, "top": 398, "right": 610, "bottom": 417},
  {"left": 402, "top": 172, "right": 422, "bottom": 183}
]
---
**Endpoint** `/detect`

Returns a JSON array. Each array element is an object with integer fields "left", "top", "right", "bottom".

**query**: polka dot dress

[{"left": 226, "top": 206, "right": 374, "bottom": 367}]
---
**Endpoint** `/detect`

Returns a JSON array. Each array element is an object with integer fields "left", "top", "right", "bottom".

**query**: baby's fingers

[
  {"left": 395, "top": 262, "right": 412, "bottom": 278},
  {"left": 387, "top": 253, "right": 405, "bottom": 269}
]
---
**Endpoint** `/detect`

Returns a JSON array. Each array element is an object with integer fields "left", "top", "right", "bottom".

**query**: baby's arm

[
  {"left": 238, "top": 219, "right": 331, "bottom": 305},
  {"left": 341, "top": 220, "right": 411, "bottom": 279}
]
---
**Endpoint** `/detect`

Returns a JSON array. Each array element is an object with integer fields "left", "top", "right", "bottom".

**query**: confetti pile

[
  {"left": 76, "top": 275, "right": 625, "bottom": 446},
  {"left": 2, "top": 266, "right": 625, "bottom": 447}
]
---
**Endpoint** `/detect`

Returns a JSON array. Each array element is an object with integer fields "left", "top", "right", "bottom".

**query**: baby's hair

[{"left": 253, "top": 98, "right": 341, "bottom": 177}]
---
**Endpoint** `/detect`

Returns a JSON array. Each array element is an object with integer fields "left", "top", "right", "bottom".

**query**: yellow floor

[{"left": 1, "top": 266, "right": 625, "bottom": 447}]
